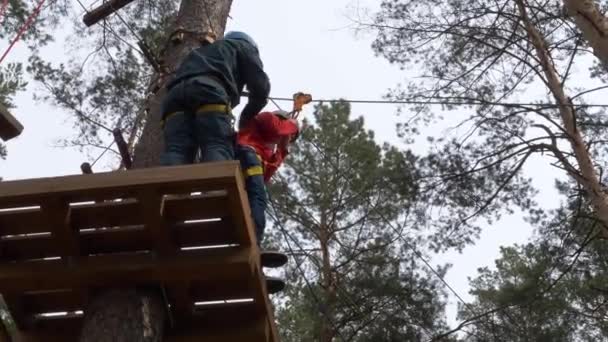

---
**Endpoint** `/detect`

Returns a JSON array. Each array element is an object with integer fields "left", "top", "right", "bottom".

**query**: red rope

[{"left": 0, "top": 0, "right": 46, "bottom": 65}]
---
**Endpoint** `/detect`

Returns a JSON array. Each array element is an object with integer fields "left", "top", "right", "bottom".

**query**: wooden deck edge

[{"left": 0, "top": 162, "right": 243, "bottom": 207}]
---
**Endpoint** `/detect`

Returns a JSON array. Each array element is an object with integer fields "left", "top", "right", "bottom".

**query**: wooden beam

[
  {"left": 0, "top": 103, "right": 23, "bottom": 141},
  {"left": 167, "top": 317, "right": 269, "bottom": 342},
  {"left": 112, "top": 128, "right": 132, "bottom": 170},
  {"left": 226, "top": 177, "right": 257, "bottom": 247},
  {"left": 0, "top": 248, "right": 253, "bottom": 293},
  {"left": 15, "top": 316, "right": 270, "bottom": 342},
  {"left": 82, "top": 0, "right": 137, "bottom": 27},
  {"left": 251, "top": 267, "right": 279, "bottom": 342},
  {"left": 41, "top": 200, "right": 79, "bottom": 258},
  {"left": 0, "top": 220, "right": 237, "bottom": 261},
  {"left": 0, "top": 162, "right": 240, "bottom": 208}
]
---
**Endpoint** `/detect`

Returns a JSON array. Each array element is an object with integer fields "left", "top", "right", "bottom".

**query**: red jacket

[{"left": 237, "top": 112, "right": 299, "bottom": 182}]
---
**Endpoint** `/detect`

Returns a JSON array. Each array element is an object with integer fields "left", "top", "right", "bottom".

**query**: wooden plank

[
  {"left": 226, "top": 180, "right": 256, "bottom": 247},
  {"left": 0, "top": 220, "right": 238, "bottom": 261},
  {"left": 168, "top": 317, "right": 269, "bottom": 342},
  {"left": 190, "top": 277, "right": 252, "bottom": 303},
  {"left": 0, "top": 208, "right": 46, "bottom": 237},
  {"left": 140, "top": 190, "right": 174, "bottom": 255},
  {"left": 0, "top": 104, "right": 23, "bottom": 141},
  {"left": 0, "top": 235, "right": 58, "bottom": 261},
  {"left": 167, "top": 282, "right": 192, "bottom": 328},
  {"left": 81, "top": 226, "right": 150, "bottom": 255},
  {"left": 192, "top": 302, "right": 261, "bottom": 329},
  {"left": 21, "top": 303, "right": 264, "bottom": 340},
  {"left": 138, "top": 189, "right": 192, "bottom": 327},
  {"left": 83, "top": 0, "right": 137, "bottom": 27},
  {"left": 28, "top": 313, "right": 82, "bottom": 333},
  {"left": 41, "top": 200, "right": 78, "bottom": 258},
  {"left": 164, "top": 194, "right": 230, "bottom": 222},
  {"left": 177, "top": 219, "right": 237, "bottom": 247},
  {"left": 20, "top": 290, "right": 85, "bottom": 314},
  {"left": 71, "top": 200, "right": 141, "bottom": 230},
  {"left": 13, "top": 331, "right": 74, "bottom": 342},
  {"left": 15, "top": 317, "right": 270, "bottom": 342},
  {"left": 0, "top": 248, "right": 254, "bottom": 293},
  {"left": 0, "top": 162, "right": 240, "bottom": 208},
  {"left": 251, "top": 266, "right": 279, "bottom": 342}
]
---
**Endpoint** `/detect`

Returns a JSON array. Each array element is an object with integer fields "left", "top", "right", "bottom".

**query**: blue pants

[
  {"left": 160, "top": 111, "right": 234, "bottom": 165},
  {"left": 160, "top": 77, "right": 235, "bottom": 165},
  {"left": 236, "top": 146, "right": 267, "bottom": 246}
]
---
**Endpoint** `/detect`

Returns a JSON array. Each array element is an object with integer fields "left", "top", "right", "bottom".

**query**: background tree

[
  {"left": 458, "top": 184, "right": 608, "bottom": 341},
  {"left": 0, "top": 63, "right": 27, "bottom": 159},
  {"left": 363, "top": 0, "right": 608, "bottom": 338},
  {"left": 3, "top": 0, "right": 235, "bottom": 340},
  {"left": 268, "top": 101, "right": 453, "bottom": 341},
  {"left": 563, "top": 0, "right": 608, "bottom": 73},
  {"left": 367, "top": 0, "right": 608, "bottom": 246}
]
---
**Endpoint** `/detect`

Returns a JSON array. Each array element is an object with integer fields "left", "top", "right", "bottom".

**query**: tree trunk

[
  {"left": 81, "top": 1, "right": 234, "bottom": 341},
  {"left": 132, "top": 0, "right": 233, "bottom": 168},
  {"left": 563, "top": 0, "right": 608, "bottom": 73},
  {"left": 80, "top": 290, "right": 165, "bottom": 342},
  {"left": 515, "top": 0, "right": 608, "bottom": 236},
  {"left": 319, "top": 218, "right": 336, "bottom": 342}
]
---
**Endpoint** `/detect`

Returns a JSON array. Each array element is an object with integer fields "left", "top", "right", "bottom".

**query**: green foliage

[
  {"left": 14, "top": 0, "right": 179, "bottom": 152},
  {"left": 0, "top": 63, "right": 27, "bottom": 109},
  {"left": 0, "top": 0, "right": 70, "bottom": 48},
  {"left": 459, "top": 192, "right": 608, "bottom": 341},
  {"left": 269, "top": 102, "right": 450, "bottom": 341},
  {"left": 0, "top": 62, "right": 27, "bottom": 159},
  {"left": 369, "top": 0, "right": 608, "bottom": 252}
]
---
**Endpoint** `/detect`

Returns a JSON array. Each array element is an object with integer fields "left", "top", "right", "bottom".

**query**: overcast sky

[{"left": 0, "top": 0, "right": 579, "bottom": 328}]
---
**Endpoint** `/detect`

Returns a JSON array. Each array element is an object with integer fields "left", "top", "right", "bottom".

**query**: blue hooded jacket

[{"left": 167, "top": 38, "right": 270, "bottom": 126}]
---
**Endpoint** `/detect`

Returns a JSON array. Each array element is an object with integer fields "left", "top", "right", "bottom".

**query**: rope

[
  {"left": 262, "top": 95, "right": 608, "bottom": 109},
  {"left": 0, "top": 0, "right": 46, "bottom": 65},
  {"left": 90, "top": 140, "right": 116, "bottom": 167}
]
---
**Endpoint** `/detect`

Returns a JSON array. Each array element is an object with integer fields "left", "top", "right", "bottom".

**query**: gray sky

[{"left": 1, "top": 0, "right": 581, "bottom": 329}]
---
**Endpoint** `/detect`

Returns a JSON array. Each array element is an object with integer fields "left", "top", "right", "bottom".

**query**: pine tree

[
  {"left": 460, "top": 189, "right": 608, "bottom": 340},
  {"left": 268, "top": 101, "right": 452, "bottom": 341},
  {"left": 369, "top": 0, "right": 608, "bottom": 247}
]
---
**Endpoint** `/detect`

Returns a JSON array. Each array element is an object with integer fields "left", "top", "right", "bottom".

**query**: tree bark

[
  {"left": 80, "top": 289, "right": 166, "bottom": 342},
  {"left": 319, "top": 217, "right": 336, "bottom": 342},
  {"left": 515, "top": 0, "right": 608, "bottom": 236},
  {"left": 563, "top": 0, "right": 608, "bottom": 73},
  {"left": 81, "top": 1, "right": 234, "bottom": 341},
  {"left": 133, "top": 0, "right": 233, "bottom": 168}
]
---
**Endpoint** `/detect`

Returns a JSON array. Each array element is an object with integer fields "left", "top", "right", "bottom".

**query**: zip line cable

[
  {"left": 0, "top": 0, "right": 46, "bottom": 65},
  {"left": 263, "top": 95, "right": 608, "bottom": 109},
  {"left": 90, "top": 140, "right": 116, "bottom": 168}
]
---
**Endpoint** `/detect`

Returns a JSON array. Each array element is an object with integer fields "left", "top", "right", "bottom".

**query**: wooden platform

[
  {"left": 0, "top": 104, "right": 23, "bottom": 141},
  {"left": 0, "top": 162, "right": 278, "bottom": 341}
]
